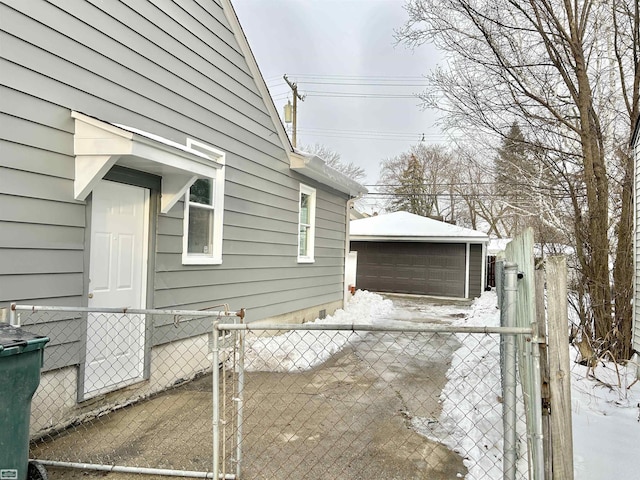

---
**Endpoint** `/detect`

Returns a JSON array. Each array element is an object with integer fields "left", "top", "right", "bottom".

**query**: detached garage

[{"left": 350, "top": 211, "right": 489, "bottom": 299}]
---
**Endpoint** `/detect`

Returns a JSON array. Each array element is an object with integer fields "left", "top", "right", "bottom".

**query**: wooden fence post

[
  {"left": 535, "top": 266, "right": 552, "bottom": 479},
  {"left": 546, "top": 256, "right": 574, "bottom": 480}
]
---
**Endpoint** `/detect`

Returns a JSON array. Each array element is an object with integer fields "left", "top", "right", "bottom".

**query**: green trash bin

[{"left": 0, "top": 324, "right": 49, "bottom": 480}]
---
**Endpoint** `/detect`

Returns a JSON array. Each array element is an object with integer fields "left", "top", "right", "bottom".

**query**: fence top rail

[
  {"left": 11, "top": 303, "right": 245, "bottom": 319},
  {"left": 215, "top": 322, "right": 533, "bottom": 335}
]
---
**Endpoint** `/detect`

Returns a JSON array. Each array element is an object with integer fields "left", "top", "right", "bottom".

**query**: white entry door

[{"left": 84, "top": 180, "right": 149, "bottom": 398}]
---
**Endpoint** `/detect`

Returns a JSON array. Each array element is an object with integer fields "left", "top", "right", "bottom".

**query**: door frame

[{"left": 78, "top": 168, "right": 160, "bottom": 402}]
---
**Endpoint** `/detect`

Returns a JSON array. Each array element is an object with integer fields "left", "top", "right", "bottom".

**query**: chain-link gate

[
  {"left": 10, "top": 291, "right": 544, "bottom": 479},
  {"left": 213, "top": 322, "right": 537, "bottom": 480},
  {"left": 10, "top": 304, "right": 243, "bottom": 476}
]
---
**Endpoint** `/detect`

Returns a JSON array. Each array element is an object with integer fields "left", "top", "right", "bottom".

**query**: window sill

[
  {"left": 182, "top": 255, "right": 222, "bottom": 266},
  {"left": 297, "top": 257, "right": 315, "bottom": 264}
]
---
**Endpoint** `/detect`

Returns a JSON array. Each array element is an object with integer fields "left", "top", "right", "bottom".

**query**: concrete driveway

[{"left": 35, "top": 295, "right": 473, "bottom": 480}]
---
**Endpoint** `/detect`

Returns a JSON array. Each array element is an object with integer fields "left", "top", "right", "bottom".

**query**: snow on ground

[
  {"left": 411, "top": 291, "right": 528, "bottom": 480},
  {"left": 243, "top": 290, "right": 640, "bottom": 478},
  {"left": 571, "top": 351, "right": 640, "bottom": 479},
  {"left": 243, "top": 290, "right": 394, "bottom": 372}
]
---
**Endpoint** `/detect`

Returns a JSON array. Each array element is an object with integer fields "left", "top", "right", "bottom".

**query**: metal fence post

[
  {"left": 9, "top": 303, "right": 18, "bottom": 326},
  {"left": 502, "top": 262, "right": 518, "bottom": 480},
  {"left": 236, "top": 327, "right": 245, "bottom": 479},
  {"left": 528, "top": 321, "right": 546, "bottom": 480},
  {"left": 213, "top": 323, "right": 220, "bottom": 480}
]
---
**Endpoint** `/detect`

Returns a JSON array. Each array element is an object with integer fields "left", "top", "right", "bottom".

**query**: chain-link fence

[
  {"left": 11, "top": 302, "right": 539, "bottom": 479},
  {"left": 9, "top": 304, "right": 241, "bottom": 474},
  {"left": 213, "top": 322, "right": 535, "bottom": 480}
]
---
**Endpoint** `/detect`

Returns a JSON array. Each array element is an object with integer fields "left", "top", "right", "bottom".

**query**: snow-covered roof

[
  {"left": 487, "top": 237, "right": 575, "bottom": 257},
  {"left": 350, "top": 211, "right": 489, "bottom": 242},
  {"left": 290, "top": 149, "right": 367, "bottom": 197},
  {"left": 487, "top": 238, "right": 511, "bottom": 255}
]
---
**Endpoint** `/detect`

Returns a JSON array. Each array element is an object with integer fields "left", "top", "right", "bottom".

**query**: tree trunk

[
  {"left": 612, "top": 150, "right": 634, "bottom": 360},
  {"left": 572, "top": 30, "right": 613, "bottom": 345}
]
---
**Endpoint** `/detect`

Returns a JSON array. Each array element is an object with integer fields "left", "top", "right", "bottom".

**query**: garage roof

[{"left": 350, "top": 211, "right": 489, "bottom": 243}]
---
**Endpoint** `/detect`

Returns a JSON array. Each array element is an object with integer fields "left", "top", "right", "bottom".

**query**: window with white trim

[
  {"left": 182, "top": 140, "right": 225, "bottom": 265},
  {"left": 298, "top": 184, "right": 316, "bottom": 263}
]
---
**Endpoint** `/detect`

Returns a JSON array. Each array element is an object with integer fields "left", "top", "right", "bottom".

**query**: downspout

[
  {"left": 344, "top": 194, "right": 363, "bottom": 306},
  {"left": 464, "top": 243, "right": 470, "bottom": 299},
  {"left": 481, "top": 241, "right": 488, "bottom": 292}
]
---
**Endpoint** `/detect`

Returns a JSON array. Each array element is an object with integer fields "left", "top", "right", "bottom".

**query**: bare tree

[
  {"left": 397, "top": 0, "right": 640, "bottom": 358},
  {"left": 452, "top": 145, "right": 512, "bottom": 236},
  {"left": 378, "top": 144, "right": 456, "bottom": 220},
  {"left": 298, "top": 143, "right": 367, "bottom": 183}
]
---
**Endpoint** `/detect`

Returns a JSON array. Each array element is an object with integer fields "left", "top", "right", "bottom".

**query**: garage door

[{"left": 351, "top": 241, "right": 466, "bottom": 297}]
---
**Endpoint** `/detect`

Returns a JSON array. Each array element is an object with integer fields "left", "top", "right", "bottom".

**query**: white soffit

[
  {"left": 290, "top": 151, "right": 368, "bottom": 196},
  {"left": 72, "top": 111, "right": 223, "bottom": 213}
]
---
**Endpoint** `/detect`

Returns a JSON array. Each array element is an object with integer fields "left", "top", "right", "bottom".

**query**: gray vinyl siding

[
  {"left": 469, "top": 243, "right": 483, "bottom": 299},
  {"left": 0, "top": 0, "right": 349, "bottom": 370},
  {"left": 153, "top": 185, "right": 346, "bottom": 317},
  {"left": 634, "top": 131, "right": 640, "bottom": 353}
]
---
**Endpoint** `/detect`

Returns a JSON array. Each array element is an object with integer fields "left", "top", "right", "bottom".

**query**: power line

[
  {"left": 365, "top": 192, "right": 582, "bottom": 199},
  {"left": 266, "top": 75, "right": 439, "bottom": 92},
  {"left": 268, "top": 81, "right": 432, "bottom": 88},
  {"left": 369, "top": 182, "right": 580, "bottom": 189},
  {"left": 298, "top": 132, "right": 453, "bottom": 142},
  {"left": 285, "top": 74, "right": 430, "bottom": 81},
  {"left": 271, "top": 91, "right": 437, "bottom": 100},
  {"left": 296, "top": 128, "right": 450, "bottom": 142},
  {"left": 296, "top": 81, "right": 435, "bottom": 87},
  {"left": 300, "top": 127, "right": 443, "bottom": 137},
  {"left": 305, "top": 91, "right": 425, "bottom": 99}
]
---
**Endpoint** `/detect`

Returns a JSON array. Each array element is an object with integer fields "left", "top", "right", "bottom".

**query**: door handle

[{"left": 88, "top": 293, "right": 94, "bottom": 299}]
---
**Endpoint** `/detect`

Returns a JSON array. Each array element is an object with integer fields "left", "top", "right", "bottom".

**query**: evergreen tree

[{"left": 390, "top": 154, "right": 431, "bottom": 216}]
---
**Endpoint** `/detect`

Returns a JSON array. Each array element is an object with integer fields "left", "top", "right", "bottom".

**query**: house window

[
  {"left": 298, "top": 184, "right": 316, "bottom": 263},
  {"left": 187, "top": 178, "right": 213, "bottom": 251},
  {"left": 182, "top": 139, "right": 225, "bottom": 266},
  {"left": 183, "top": 176, "right": 223, "bottom": 265}
]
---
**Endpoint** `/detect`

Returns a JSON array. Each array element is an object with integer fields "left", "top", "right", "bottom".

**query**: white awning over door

[{"left": 72, "top": 111, "right": 224, "bottom": 214}]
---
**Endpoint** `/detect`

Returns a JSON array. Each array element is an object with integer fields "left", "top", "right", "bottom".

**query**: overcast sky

[{"left": 232, "top": 0, "right": 446, "bottom": 186}]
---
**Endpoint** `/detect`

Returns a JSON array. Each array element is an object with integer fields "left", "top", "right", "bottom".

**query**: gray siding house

[{"left": 0, "top": 0, "right": 364, "bottom": 423}]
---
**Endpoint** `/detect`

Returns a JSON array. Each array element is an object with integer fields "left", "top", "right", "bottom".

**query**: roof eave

[
  {"left": 291, "top": 152, "right": 368, "bottom": 197},
  {"left": 350, "top": 235, "right": 489, "bottom": 243}
]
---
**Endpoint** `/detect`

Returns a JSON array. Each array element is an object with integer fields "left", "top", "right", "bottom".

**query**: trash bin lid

[{"left": 0, "top": 323, "right": 49, "bottom": 357}]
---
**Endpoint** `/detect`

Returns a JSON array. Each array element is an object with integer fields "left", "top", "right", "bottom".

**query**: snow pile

[
  {"left": 410, "top": 291, "right": 525, "bottom": 479},
  {"left": 239, "top": 288, "right": 640, "bottom": 478},
  {"left": 571, "top": 350, "right": 640, "bottom": 478},
  {"left": 243, "top": 290, "right": 393, "bottom": 372}
]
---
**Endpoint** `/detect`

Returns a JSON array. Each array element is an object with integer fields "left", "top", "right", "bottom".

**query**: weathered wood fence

[{"left": 501, "top": 228, "right": 574, "bottom": 480}]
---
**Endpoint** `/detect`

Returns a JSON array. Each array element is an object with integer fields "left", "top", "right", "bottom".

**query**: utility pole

[{"left": 283, "top": 74, "right": 305, "bottom": 148}]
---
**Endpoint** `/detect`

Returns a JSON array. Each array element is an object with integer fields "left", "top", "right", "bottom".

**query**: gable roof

[
  {"left": 350, "top": 211, "right": 489, "bottom": 242},
  {"left": 220, "top": 0, "right": 366, "bottom": 197}
]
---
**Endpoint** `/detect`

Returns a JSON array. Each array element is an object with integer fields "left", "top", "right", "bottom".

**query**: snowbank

[
  {"left": 240, "top": 289, "right": 640, "bottom": 479},
  {"left": 410, "top": 291, "right": 529, "bottom": 479},
  {"left": 243, "top": 290, "right": 393, "bottom": 372},
  {"left": 571, "top": 350, "right": 640, "bottom": 478}
]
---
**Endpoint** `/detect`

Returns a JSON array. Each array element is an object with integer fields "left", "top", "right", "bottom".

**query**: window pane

[
  {"left": 190, "top": 179, "right": 212, "bottom": 206},
  {"left": 188, "top": 207, "right": 213, "bottom": 254},
  {"left": 300, "top": 193, "right": 310, "bottom": 224},
  {"left": 299, "top": 225, "right": 308, "bottom": 256}
]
